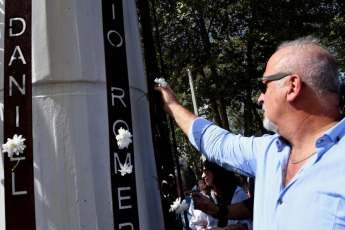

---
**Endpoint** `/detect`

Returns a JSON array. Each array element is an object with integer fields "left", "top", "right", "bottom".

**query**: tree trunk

[{"left": 218, "top": 98, "right": 230, "bottom": 131}]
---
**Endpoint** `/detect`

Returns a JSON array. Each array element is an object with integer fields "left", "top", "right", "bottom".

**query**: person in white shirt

[{"left": 189, "top": 160, "right": 252, "bottom": 230}]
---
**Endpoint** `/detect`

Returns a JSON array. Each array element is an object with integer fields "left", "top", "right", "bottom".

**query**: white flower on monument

[
  {"left": 116, "top": 127, "right": 133, "bottom": 149},
  {"left": 2, "top": 134, "right": 26, "bottom": 158},
  {"left": 154, "top": 78, "right": 168, "bottom": 88},
  {"left": 169, "top": 197, "right": 189, "bottom": 214},
  {"left": 118, "top": 163, "right": 133, "bottom": 176}
]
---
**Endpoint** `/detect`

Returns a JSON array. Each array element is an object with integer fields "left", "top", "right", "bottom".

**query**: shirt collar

[
  {"left": 322, "top": 117, "right": 345, "bottom": 143},
  {"left": 276, "top": 136, "right": 290, "bottom": 152},
  {"left": 274, "top": 117, "right": 345, "bottom": 151}
]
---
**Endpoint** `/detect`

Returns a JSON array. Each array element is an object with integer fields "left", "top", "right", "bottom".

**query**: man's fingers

[
  {"left": 191, "top": 192, "right": 201, "bottom": 199},
  {"left": 165, "top": 85, "right": 174, "bottom": 93},
  {"left": 194, "top": 200, "right": 200, "bottom": 210},
  {"left": 153, "top": 85, "right": 163, "bottom": 92}
]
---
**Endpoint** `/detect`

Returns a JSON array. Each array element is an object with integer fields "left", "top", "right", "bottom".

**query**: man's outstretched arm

[
  {"left": 192, "top": 192, "right": 253, "bottom": 220},
  {"left": 154, "top": 85, "right": 197, "bottom": 135}
]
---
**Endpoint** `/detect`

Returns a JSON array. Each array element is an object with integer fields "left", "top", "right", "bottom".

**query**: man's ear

[{"left": 286, "top": 74, "right": 303, "bottom": 102}]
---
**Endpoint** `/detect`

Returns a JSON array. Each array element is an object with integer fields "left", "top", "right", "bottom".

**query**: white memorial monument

[{"left": 0, "top": 0, "right": 164, "bottom": 229}]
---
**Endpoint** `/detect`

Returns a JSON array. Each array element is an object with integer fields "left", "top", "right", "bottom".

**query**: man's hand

[
  {"left": 192, "top": 192, "right": 253, "bottom": 220},
  {"left": 191, "top": 192, "right": 219, "bottom": 216},
  {"left": 154, "top": 85, "right": 197, "bottom": 135},
  {"left": 210, "top": 224, "right": 248, "bottom": 230},
  {"left": 154, "top": 85, "right": 179, "bottom": 117}
]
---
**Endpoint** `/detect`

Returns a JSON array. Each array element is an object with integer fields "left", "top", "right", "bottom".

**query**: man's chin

[{"left": 263, "top": 117, "right": 279, "bottom": 133}]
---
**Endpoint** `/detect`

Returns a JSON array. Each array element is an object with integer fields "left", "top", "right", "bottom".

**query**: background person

[
  {"left": 189, "top": 178, "right": 214, "bottom": 230},
  {"left": 200, "top": 160, "right": 252, "bottom": 229}
]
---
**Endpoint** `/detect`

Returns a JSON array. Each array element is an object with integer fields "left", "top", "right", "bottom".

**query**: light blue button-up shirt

[{"left": 188, "top": 117, "right": 345, "bottom": 229}]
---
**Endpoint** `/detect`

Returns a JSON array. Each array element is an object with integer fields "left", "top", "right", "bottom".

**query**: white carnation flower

[
  {"left": 154, "top": 78, "right": 168, "bottom": 88},
  {"left": 2, "top": 134, "right": 26, "bottom": 158},
  {"left": 116, "top": 128, "right": 132, "bottom": 149},
  {"left": 118, "top": 163, "right": 133, "bottom": 176},
  {"left": 169, "top": 197, "right": 189, "bottom": 214}
]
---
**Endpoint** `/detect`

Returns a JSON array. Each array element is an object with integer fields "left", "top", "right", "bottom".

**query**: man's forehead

[
  {"left": 271, "top": 47, "right": 293, "bottom": 63},
  {"left": 264, "top": 46, "right": 293, "bottom": 75}
]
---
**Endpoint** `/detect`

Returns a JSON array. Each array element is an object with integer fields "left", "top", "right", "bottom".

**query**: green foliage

[{"left": 148, "top": 0, "right": 345, "bottom": 179}]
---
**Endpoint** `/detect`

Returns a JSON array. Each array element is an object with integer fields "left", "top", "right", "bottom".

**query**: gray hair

[{"left": 275, "top": 36, "right": 340, "bottom": 96}]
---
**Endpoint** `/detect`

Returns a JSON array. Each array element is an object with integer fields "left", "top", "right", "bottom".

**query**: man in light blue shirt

[{"left": 155, "top": 36, "right": 345, "bottom": 229}]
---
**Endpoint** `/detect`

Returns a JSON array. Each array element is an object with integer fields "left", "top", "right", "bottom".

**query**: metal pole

[
  {"left": 187, "top": 65, "right": 198, "bottom": 116},
  {"left": 187, "top": 65, "right": 206, "bottom": 162}
]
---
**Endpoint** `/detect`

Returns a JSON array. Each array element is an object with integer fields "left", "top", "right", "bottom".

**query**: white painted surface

[
  {"left": 123, "top": 1, "right": 165, "bottom": 229},
  {"left": 0, "top": 0, "right": 164, "bottom": 229},
  {"left": 0, "top": 0, "right": 6, "bottom": 228}
]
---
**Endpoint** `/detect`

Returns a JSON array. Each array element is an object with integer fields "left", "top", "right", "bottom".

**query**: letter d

[{"left": 9, "top": 18, "right": 26, "bottom": 37}]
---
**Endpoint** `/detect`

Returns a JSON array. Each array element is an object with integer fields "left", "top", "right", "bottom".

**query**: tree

[{"left": 145, "top": 0, "right": 345, "bottom": 186}]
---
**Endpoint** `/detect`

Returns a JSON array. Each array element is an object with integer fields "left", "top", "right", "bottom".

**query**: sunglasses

[{"left": 257, "top": 73, "right": 292, "bottom": 94}]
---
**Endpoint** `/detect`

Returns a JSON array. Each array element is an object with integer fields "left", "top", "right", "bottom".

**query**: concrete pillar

[{"left": 0, "top": 0, "right": 164, "bottom": 229}]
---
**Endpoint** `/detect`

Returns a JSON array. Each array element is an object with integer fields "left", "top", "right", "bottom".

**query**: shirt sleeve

[{"left": 188, "top": 118, "right": 275, "bottom": 177}]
